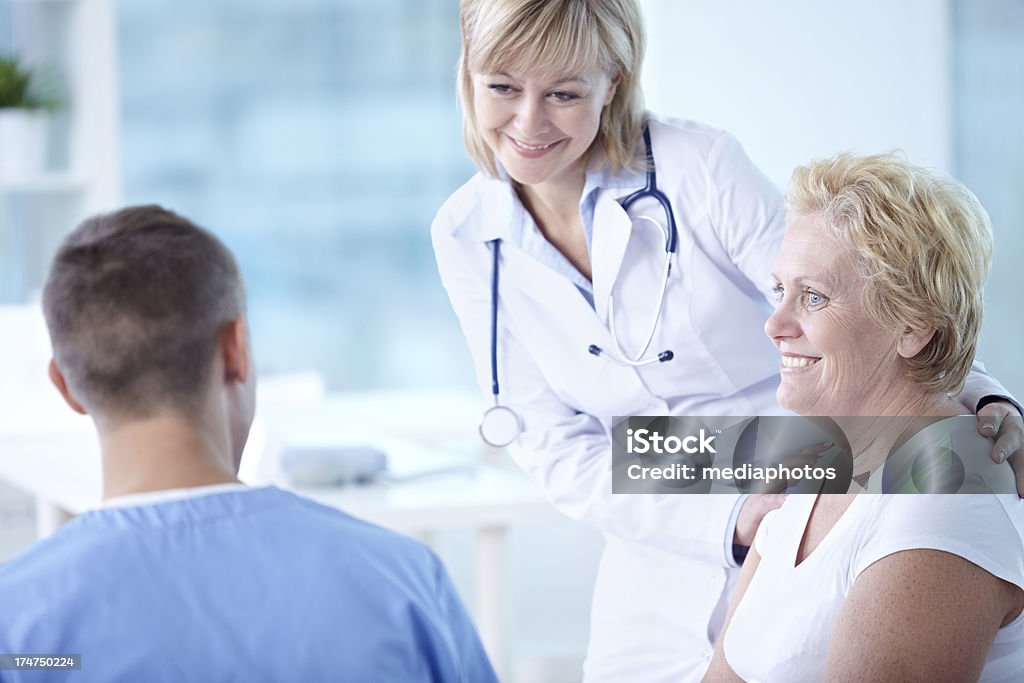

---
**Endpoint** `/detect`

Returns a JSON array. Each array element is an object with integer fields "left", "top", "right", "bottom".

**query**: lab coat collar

[
  {"left": 449, "top": 157, "right": 647, "bottom": 245},
  {"left": 450, "top": 171, "right": 520, "bottom": 243},
  {"left": 581, "top": 158, "right": 647, "bottom": 200}
]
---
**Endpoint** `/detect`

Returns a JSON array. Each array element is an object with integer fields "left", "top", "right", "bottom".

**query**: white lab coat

[{"left": 432, "top": 114, "right": 1008, "bottom": 682}]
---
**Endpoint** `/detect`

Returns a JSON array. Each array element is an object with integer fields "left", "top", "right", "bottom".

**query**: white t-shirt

[{"left": 724, "top": 429, "right": 1024, "bottom": 681}]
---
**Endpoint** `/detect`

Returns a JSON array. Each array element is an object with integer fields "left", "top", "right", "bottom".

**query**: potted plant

[{"left": 0, "top": 53, "right": 57, "bottom": 176}]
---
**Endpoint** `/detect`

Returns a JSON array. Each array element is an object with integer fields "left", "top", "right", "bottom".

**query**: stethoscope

[{"left": 480, "top": 127, "right": 679, "bottom": 448}]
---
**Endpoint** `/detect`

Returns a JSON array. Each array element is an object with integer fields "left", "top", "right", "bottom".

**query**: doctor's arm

[{"left": 432, "top": 226, "right": 743, "bottom": 566}]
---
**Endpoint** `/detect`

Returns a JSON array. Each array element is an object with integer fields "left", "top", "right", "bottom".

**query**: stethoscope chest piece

[{"left": 479, "top": 404, "right": 522, "bottom": 448}]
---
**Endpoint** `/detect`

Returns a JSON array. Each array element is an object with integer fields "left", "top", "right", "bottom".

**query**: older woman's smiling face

[{"left": 764, "top": 214, "right": 907, "bottom": 416}]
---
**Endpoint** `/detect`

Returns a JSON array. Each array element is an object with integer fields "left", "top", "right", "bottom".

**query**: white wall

[
  {"left": 638, "top": 0, "right": 1023, "bottom": 399},
  {"left": 639, "top": 0, "right": 952, "bottom": 190}
]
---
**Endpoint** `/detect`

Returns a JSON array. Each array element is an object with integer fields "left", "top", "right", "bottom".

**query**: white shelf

[
  {"left": 0, "top": 0, "right": 118, "bottom": 300},
  {"left": 0, "top": 172, "right": 87, "bottom": 194}
]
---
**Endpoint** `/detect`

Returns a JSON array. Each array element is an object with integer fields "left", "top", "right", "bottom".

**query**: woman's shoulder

[
  {"left": 643, "top": 112, "right": 776, "bottom": 204},
  {"left": 645, "top": 112, "right": 744, "bottom": 160},
  {"left": 430, "top": 171, "right": 520, "bottom": 279},
  {"left": 432, "top": 170, "right": 522, "bottom": 252},
  {"left": 432, "top": 172, "right": 489, "bottom": 236},
  {"left": 646, "top": 112, "right": 728, "bottom": 140},
  {"left": 854, "top": 489, "right": 1024, "bottom": 588}
]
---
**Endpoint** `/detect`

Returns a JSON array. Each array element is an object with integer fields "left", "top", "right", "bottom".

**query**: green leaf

[{"left": 0, "top": 53, "right": 56, "bottom": 110}]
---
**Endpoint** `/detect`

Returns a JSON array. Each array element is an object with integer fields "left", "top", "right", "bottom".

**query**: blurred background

[{"left": 1, "top": 1, "right": 1022, "bottom": 681}]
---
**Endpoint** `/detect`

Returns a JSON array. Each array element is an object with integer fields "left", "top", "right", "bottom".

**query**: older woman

[{"left": 705, "top": 153, "right": 1024, "bottom": 681}]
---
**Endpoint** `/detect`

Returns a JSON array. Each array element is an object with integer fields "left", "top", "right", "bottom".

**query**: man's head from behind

[{"left": 42, "top": 205, "right": 254, "bottom": 467}]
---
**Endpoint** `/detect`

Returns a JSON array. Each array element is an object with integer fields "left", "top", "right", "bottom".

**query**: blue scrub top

[{"left": 0, "top": 486, "right": 497, "bottom": 683}]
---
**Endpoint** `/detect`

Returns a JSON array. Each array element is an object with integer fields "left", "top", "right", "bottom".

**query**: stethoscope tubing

[
  {"left": 590, "top": 126, "right": 677, "bottom": 366},
  {"left": 489, "top": 236, "right": 500, "bottom": 402},
  {"left": 619, "top": 128, "right": 678, "bottom": 254}
]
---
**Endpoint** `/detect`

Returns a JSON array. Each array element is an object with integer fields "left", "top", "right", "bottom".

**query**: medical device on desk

[
  {"left": 282, "top": 445, "right": 388, "bottom": 486},
  {"left": 479, "top": 126, "right": 679, "bottom": 448},
  {"left": 278, "top": 437, "right": 476, "bottom": 487}
]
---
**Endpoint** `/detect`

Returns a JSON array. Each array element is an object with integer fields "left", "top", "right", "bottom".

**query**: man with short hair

[{"left": 0, "top": 205, "right": 498, "bottom": 682}]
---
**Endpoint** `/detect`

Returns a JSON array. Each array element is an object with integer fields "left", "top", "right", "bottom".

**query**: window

[{"left": 117, "top": 0, "right": 477, "bottom": 390}]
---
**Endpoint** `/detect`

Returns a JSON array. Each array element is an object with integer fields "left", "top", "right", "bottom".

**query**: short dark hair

[{"left": 42, "top": 205, "right": 245, "bottom": 419}]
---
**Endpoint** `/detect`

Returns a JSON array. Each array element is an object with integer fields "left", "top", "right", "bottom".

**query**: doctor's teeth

[
  {"left": 514, "top": 139, "right": 554, "bottom": 150},
  {"left": 782, "top": 356, "right": 820, "bottom": 368}
]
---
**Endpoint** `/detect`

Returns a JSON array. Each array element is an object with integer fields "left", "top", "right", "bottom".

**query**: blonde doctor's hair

[
  {"left": 786, "top": 152, "right": 994, "bottom": 395},
  {"left": 458, "top": 0, "right": 647, "bottom": 177}
]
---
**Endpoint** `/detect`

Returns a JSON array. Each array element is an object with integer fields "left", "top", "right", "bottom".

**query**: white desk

[{"left": 0, "top": 394, "right": 555, "bottom": 674}]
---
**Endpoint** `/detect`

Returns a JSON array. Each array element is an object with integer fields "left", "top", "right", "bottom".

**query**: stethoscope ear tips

[
  {"left": 657, "top": 350, "right": 674, "bottom": 362},
  {"left": 588, "top": 345, "right": 602, "bottom": 357}
]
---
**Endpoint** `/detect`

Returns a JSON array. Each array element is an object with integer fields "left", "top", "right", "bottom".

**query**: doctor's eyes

[
  {"left": 548, "top": 91, "right": 581, "bottom": 102},
  {"left": 484, "top": 83, "right": 583, "bottom": 103},
  {"left": 486, "top": 83, "right": 516, "bottom": 96},
  {"left": 771, "top": 284, "right": 830, "bottom": 311}
]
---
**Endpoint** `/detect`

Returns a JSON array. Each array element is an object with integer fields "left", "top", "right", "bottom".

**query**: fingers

[
  {"left": 1011, "top": 454, "right": 1024, "bottom": 499},
  {"left": 990, "top": 410, "right": 1024, "bottom": 498},
  {"left": 759, "top": 493, "right": 787, "bottom": 511},
  {"left": 735, "top": 493, "right": 791, "bottom": 545},
  {"left": 994, "top": 426, "right": 1023, "bottom": 464},
  {"left": 747, "top": 493, "right": 787, "bottom": 512},
  {"left": 977, "top": 402, "right": 1009, "bottom": 440}
]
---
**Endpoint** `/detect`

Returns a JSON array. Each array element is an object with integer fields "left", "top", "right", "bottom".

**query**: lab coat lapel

[
  {"left": 591, "top": 192, "right": 634, "bottom": 324},
  {"left": 499, "top": 245, "right": 613, "bottom": 345},
  {"left": 498, "top": 243, "right": 656, "bottom": 414}
]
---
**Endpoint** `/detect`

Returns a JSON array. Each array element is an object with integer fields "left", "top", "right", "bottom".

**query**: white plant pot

[{"left": 0, "top": 108, "right": 49, "bottom": 176}]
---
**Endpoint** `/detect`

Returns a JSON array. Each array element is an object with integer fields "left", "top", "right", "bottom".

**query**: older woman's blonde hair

[
  {"left": 786, "top": 152, "right": 993, "bottom": 395},
  {"left": 458, "top": 0, "right": 646, "bottom": 177}
]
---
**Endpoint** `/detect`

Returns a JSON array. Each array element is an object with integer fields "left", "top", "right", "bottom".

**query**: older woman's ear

[{"left": 897, "top": 326, "right": 936, "bottom": 359}]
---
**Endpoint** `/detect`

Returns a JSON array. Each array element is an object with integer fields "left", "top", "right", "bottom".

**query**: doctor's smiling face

[
  {"left": 764, "top": 214, "right": 907, "bottom": 416},
  {"left": 471, "top": 68, "right": 617, "bottom": 190}
]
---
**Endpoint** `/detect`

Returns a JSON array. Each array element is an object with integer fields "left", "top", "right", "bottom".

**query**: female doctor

[{"left": 431, "top": 1, "right": 1024, "bottom": 681}]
